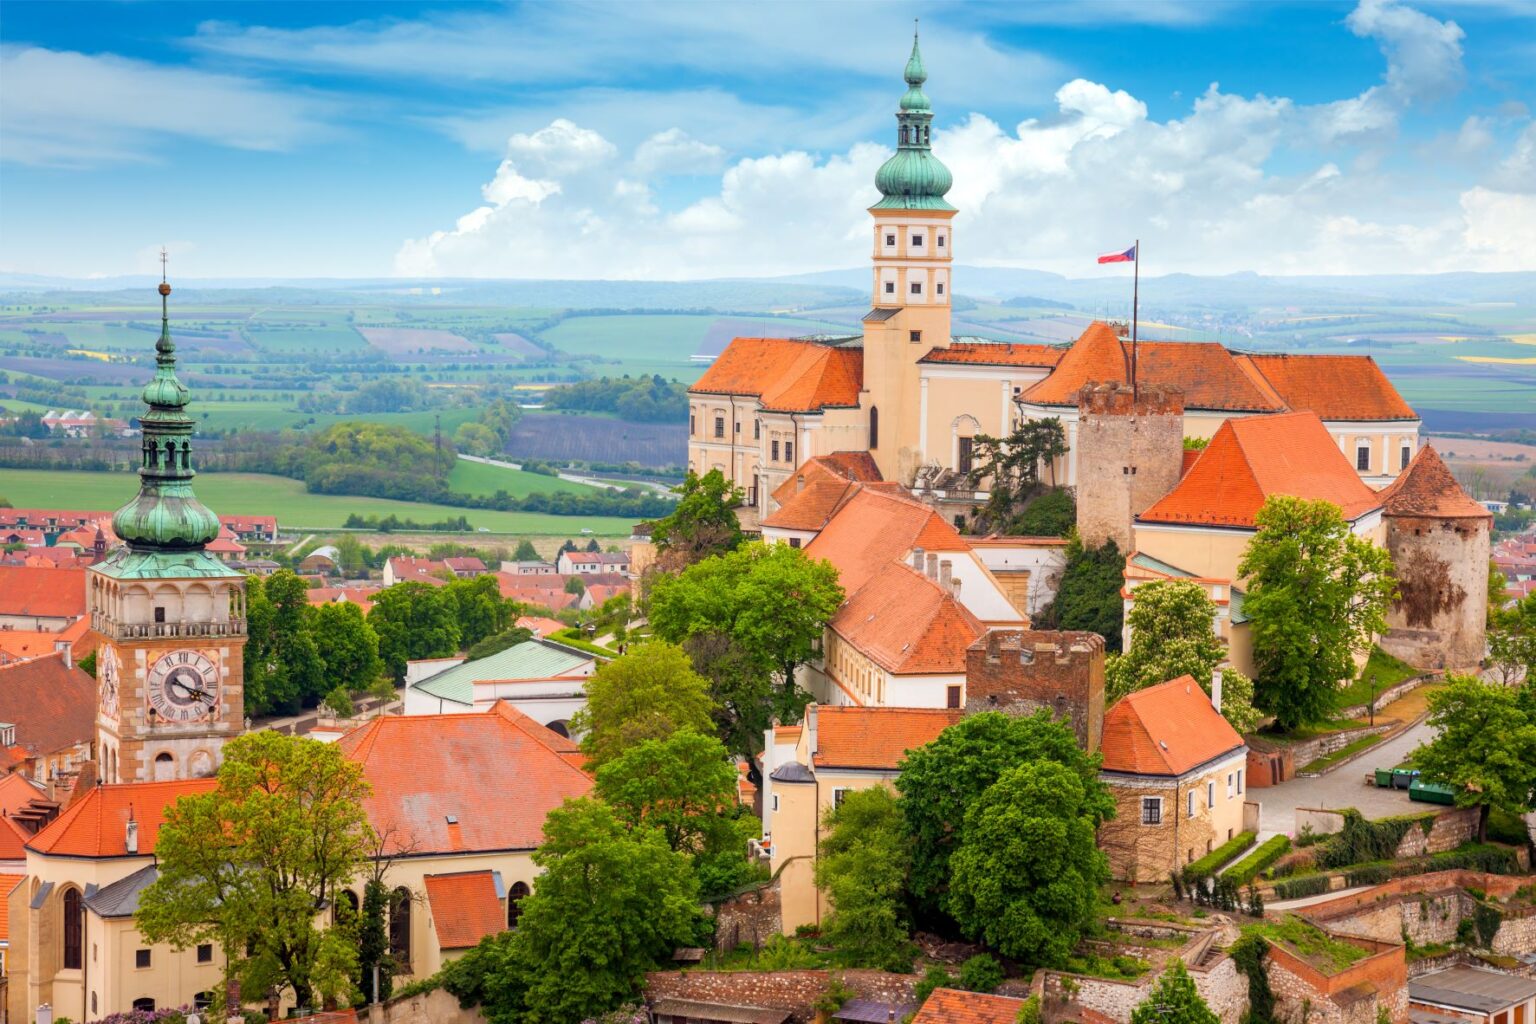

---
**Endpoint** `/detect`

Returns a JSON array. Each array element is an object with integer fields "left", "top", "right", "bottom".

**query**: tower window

[
  {"left": 885, "top": 234, "right": 896, "bottom": 246},
  {"left": 936, "top": 282, "right": 945, "bottom": 296},
  {"left": 1356, "top": 444, "right": 1371, "bottom": 471},
  {"left": 910, "top": 282, "right": 922, "bottom": 295},
  {"left": 910, "top": 330, "right": 922, "bottom": 344},
  {"left": 1400, "top": 445, "right": 1411, "bottom": 470},
  {"left": 938, "top": 235, "right": 946, "bottom": 247},
  {"left": 869, "top": 406, "right": 879, "bottom": 449},
  {"left": 885, "top": 281, "right": 895, "bottom": 294},
  {"left": 63, "top": 887, "right": 84, "bottom": 969},
  {"left": 912, "top": 234, "right": 924, "bottom": 246},
  {"left": 154, "top": 606, "right": 166, "bottom": 623},
  {"left": 754, "top": 420, "right": 761, "bottom": 440}
]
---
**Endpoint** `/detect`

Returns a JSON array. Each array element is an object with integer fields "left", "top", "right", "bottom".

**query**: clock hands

[{"left": 169, "top": 676, "right": 217, "bottom": 705}]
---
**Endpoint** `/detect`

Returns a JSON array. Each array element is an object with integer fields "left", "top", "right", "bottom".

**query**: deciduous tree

[
  {"left": 650, "top": 469, "right": 743, "bottom": 568},
  {"left": 815, "top": 786, "right": 914, "bottom": 971},
  {"left": 1413, "top": 674, "right": 1536, "bottom": 841},
  {"left": 967, "top": 418, "right": 1069, "bottom": 532},
  {"left": 368, "top": 581, "right": 461, "bottom": 679},
  {"left": 1488, "top": 594, "right": 1535, "bottom": 687},
  {"left": 312, "top": 600, "right": 384, "bottom": 693},
  {"left": 1036, "top": 538, "right": 1126, "bottom": 650},
  {"left": 1130, "top": 961, "right": 1220, "bottom": 1024},
  {"left": 570, "top": 642, "right": 717, "bottom": 768}
]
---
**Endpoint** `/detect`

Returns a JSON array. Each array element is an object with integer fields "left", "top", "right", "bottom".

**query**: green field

[
  {"left": 445, "top": 457, "right": 599, "bottom": 497},
  {"left": 0, "top": 469, "right": 636, "bottom": 536}
]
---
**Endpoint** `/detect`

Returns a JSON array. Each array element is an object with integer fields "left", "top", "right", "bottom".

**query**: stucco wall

[{"left": 370, "top": 987, "right": 487, "bottom": 1024}]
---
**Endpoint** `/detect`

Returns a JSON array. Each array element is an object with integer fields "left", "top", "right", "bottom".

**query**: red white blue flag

[{"left": 1098, "top": 245, "right": 1137, "bottom": 264}]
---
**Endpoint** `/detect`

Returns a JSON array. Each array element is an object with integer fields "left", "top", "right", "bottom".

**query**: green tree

[
  {"left": 1014, "top": 489, "right": 1076, "bottom": 538},
  {"left": 1106, "top": 580, "right": 1260, "bottom": 732},
  {"left": 570, "top": 642, "right": 718, "bottom": 768},
  {"left": 1412, "top": 674, "right": 1536, "bottom": 841},
  {"left": 946, "top": 760, "right": 1109, "bottom": 966},
  {"left": 454, "top": 421, "right": 502, "bottom": 458},
  {"left": 513, "top": 539, "right": 540, "bottom": 561},
  {"left": 1238, "top": 496, "right": 1398, "bottom": 730},
  {"left": 967, "top": 418, "right": 1069, "bottom": 532},
  {"left": 368, "top": 581, "right": 461, "bottom": 679},
  {"left": 135, "top": 731, "right": 373, "bottom": 1010},
  {"left": 356, "top": 878, "right": 394, "bottom": 1004},
  {"left": 444, "top": 574, "right": 516, "bottom": 648},
  {"left": 650, "top": 469, "right": 743, "bottom": 567},
  {"left": 334, "top": 535, "right": 369, "bottom": 576},
  {"left": 244, "top": 571, "right": 327, "bottom": 715},
  {"left": 1037, "top": 537, "right": 1126, "bottom": 650},
  {"left": 681, "top": 630, "right": 778, "bottom": 784},
  {"left": 814, "top": 786, "right": 913, "bottom": 970},
  {"left": 1487, "top": 594, "right": 1535, "bottom": 687},
  {"left": 312, "top": 600, "right": 384, "bottom": 693},
  {"left": 467, "top": 627, "right": 535, "bottom": 662},
  {"left": 1488, "top": 561, "right": 1509, "bottom": 627},
  {"left": 1130, "top": 961, "right": 1220, "bottom": 1024},
  {"left": 897, "top": 711, "right": 1113, "bottom": 919}
]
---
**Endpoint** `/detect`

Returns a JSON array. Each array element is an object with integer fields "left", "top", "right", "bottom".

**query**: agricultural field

[
  {"left": 504, "top": 412, "right": 687, "bottom": 468},
  {"left": 445, "top": 457, "right": 602, "bottom": 497},
  {"left": 0, "top": 469, "right": 636, "bottom": 536}
]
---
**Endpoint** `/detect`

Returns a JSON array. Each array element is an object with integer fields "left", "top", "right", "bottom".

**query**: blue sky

[{"left": 2, "top": 0, "right": 1533, "bottom": 280}]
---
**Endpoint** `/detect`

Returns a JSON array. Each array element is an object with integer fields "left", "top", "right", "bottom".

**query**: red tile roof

[
  {"left": 920, "top": 342, "right": 1063, "bottom": 368},
  {"left": 0, "top": 566, "right": 88, "bottom": 619},
  {"left": 307, "top": 586, "right": 383, "bottom": 614},
  {"left": 336, "top": 702, "right": 591, "bottom": 856},
  {"left": 913, "top": 989, "right": 1029, "bottom": 1024},
  {"left": 423, "top": 870, "right": 506, "bottom": 950},
  {"left": 515, "top": 615, "right": 567, "bottom": 637},
  {"left": 830, "top": 563, "right": 984, "bottom": 675},
  {"left": 816, "top": 452, "right": 883, "bottom": 481},
  {"left": 1378, "top": 445, "right": 1489, "bottom": 520},
  {"left": 0, "top": 653, "right": 96, "bottom": 761},
  {"left": 28, "top": 778, "right": 218, "bottom": 858},
  {"left": 0, "top": 873, "right": 23, "bottom": 938},
  {"left": 765, "top": 454, "right": 888, "bottom": 532},
  {"left": 1234, "top": 353, "right": 1417, "bottom": 422},
  {"left": 1138, "top": 411, "right": 1381, "bottom": 528},
  {"left": 1100, "top": 675, "right": 1245, "bottom": 776},
  {"left": 812, "top": 705, "right": 961, "bottom": 770},
  {"left": 805, "top": 487, "right": 969, "bottom": 597},
  {"left": 692, "top": 338, "right": 863, "bottom": 413}
]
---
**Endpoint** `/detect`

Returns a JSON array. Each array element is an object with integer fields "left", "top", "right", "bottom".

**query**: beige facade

[
  {"left": 1099, "top": 749, "right": 1250, "bottom": 883},
  {"left": 917, "top": 363, "right": 1051, "bottom": 476},
  {"left": 799, "top": 630, "right": 965, "bottom": 710}
]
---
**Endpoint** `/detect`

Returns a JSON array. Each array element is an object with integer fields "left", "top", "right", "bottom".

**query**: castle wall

[
  {"left": 1075, "top": 384, "right": 1185, "bottom": 552},
  {"left": 964, "top": 629, "right": 1105, "bottom": 752},
  {"left": 1380, "top": 515, "right": 1489, "bottom": 671}
]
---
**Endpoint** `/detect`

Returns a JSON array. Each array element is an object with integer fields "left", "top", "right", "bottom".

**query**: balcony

[{"left": 95, "top": 616, "right": 248, "bottom": 640}]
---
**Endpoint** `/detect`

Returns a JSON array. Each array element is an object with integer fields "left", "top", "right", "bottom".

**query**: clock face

[
  {"left": 147, "top": 650, "right": 220, "bottom": 723},
  {"left": 99, "top": 645, "right": 121, "bottom": 721}
]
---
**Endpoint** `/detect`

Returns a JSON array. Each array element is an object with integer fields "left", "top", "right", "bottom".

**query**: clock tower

[{"left": 90, "top": 259, "right": 248, "bottom": 783}]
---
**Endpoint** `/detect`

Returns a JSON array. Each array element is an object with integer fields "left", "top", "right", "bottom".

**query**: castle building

[{"left": 87, "top": 271, "right": 248, "bottom": 784}]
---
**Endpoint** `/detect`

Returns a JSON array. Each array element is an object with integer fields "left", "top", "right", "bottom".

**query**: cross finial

[{"left": 160, "top": 247, "right": 168, "bottom": 283}]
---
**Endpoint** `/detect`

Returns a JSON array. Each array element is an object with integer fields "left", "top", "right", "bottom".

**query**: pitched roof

[
  {"left": 410, "top": 640, "right": 594, "bottom": 705},
  {"left": 764, "top": 454, "right": 888, "bottom": 532},
  {"left": 912, "top": 989, "right": 1029, "bottom": 1024},
  {"left": 423, "top": 870, "right": 506, "bottom": 950},
  {"left": 1100, "top": 675, "right": 1245, "bottom": 776},
  {"left": 692, "top": 337, "right": 863, "bottom": 413},
  {"left": 0, "top": 873, "right": 22, "bottom": 936},
  {"left": 515, "top": 615, "right": 567, "bottom": 637},
  {"left": 28, "top": 778, "right": 218, "bottom": 858},
  {"left": 830, "top": 563, "right": 984, "bottom": 675},
  {"left": 812, "top": 705, "right": 961, "bottom": 770},
  {"left": 920, "top": 342, "right": 1063, "bottom": 368},
  {"left": 1138, "top": 411, "right": 1381, "bottom": 528},
  {"left": 1378, "top": 445, "right": 1490, "bottom": 520},
  {"left": 0, "top": 566, "right": 88, "bottom": 619},
  {"left": 336, "top": 702, "right": 592, "bottom": 856},
  {"left": 0, "top": 653, "right": 97, "bottom": 760},
  {"left": 804, "top": 487, "right": 969, "bottom": 596},
  {"left": 816, "top": 451, "right": 883, "bottom": 481},
  {"left": 83, "top": 863, "right": 158, "bottom": 918},
  {"left": 1234, "top": 353, "right": 1417, "bottom": 422},
  {"left": 563, "top": 551, "right": 628, "bottom": 565}
]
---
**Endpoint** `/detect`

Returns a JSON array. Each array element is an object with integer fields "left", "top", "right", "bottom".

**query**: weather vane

[{"left": 160, "top": 246, "right": 168, "bottom": 282}]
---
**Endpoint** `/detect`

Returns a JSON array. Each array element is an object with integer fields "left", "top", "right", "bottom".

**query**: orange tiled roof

[
  {"left": 692, "top": 338, "right": 863, "bottom": 413},
  {"left": 813, "top": 705, "right": 961, "bottom": 770},
  {"left": 913, "top": 989, "right": 1029, "bottom": 1024},
  {"left": 1019, "top": 322, "right": 1283, "bottom": 412},
  {"left": 0, "top": 873, "right": 22, "bottom": 937},
  {"left": 805, "top": 487, "right": 969, "bottom": 597},
  {"left": 1100, "top": 675, "right": 1245, "bottom": 776},
  {"left": 1377, "top": 445, "right": 1489, "bottom": 520},
  {"left": 816, "top": 451, "right": 882, "bottom": 481},
  {"left": 1233, "top": 353, "right": 1417, "bottom": 422},
  {"left": 336, "top": 702, "right": 591, "bottom": 856},
  {"left": 0, "top": 653, "right": 96, "bottom": 761},
  {"left": 1138, "top": 411, "right": 1381, "bottom": 529},
  {"left": 28, "top": 778, "right": 218, "bottom": 858},
  {"left": 830, "top": 563, "right": 984, "bottom": 675},
  {"left": 765, "top": 454, "right": 887, "bottom": 531},
  {"left": 920, "top": 342, "right": 1063, "bottom": 368},
  {"left": 515, "top": 615, "right": 567, "bottom": 637},
  {"left": 423, "top": 870, "right": 506, "bottom": 950},
  {"left": 1181, "top": 448, "right": 1202, "bottom": 477},
  {"left": 0, "top": 565, "right": 88, "bottom": 619}
]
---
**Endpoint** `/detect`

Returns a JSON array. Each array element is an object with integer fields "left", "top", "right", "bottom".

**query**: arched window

[
  {"left": 154, "top": 751, "right": 175, "bottom": 781},
  {"left": 133, "top": 998, "right": 156, "bottom": 1013},
  {"left": 508, "top": 882, "right": 530, "bottom": 929},
  {"left": 333, "top": 889, "right": 359, "bottom": 925},
  {"left": 63, "top": 887, "right": 83, "bottom": 969},
  {"left": 195, "top": 991, "right": 215, "bottom": 1011},
  {"left": 388, "top": 887, "right": 411, "bottom": 961},
  {"left": 869, "top": 407, "right": 879, "bottom": 450}
]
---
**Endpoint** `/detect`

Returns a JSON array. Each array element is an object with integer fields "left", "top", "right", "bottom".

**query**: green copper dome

[
  {"left": 110, "top": 277, "right": 222, "bottom": 553},
  {"left": 873, "top": 30, "right": 954, "bottom": 212}
]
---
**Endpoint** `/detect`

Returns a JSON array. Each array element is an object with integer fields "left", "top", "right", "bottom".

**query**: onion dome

[{"left": 873, "top": 29, "right": 954, "bottom": 211}]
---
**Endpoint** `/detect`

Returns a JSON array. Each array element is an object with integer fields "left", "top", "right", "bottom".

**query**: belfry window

[
  {"left": 869, "top": 407, "right": 879, "bottom": 449},
  {"left": 885, "top": 281, "right": 895, "bottom": 294}
]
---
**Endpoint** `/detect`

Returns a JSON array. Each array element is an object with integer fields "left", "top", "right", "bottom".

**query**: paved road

[{"left": 1252, "top": 719, "right": 1434, "bottom": 838}]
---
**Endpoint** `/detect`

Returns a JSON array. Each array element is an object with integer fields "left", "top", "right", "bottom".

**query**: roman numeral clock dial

[{"left": 146, "top": 650, "right": 221, "bottom": 723}]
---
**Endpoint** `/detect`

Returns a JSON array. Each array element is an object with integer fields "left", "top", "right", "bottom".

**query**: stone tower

[
  {"left": 1377, "top": 445, "right": 1491, "bottom": 671},
  {"left": 89, "top": 262, "right": 248, "bottom": 783},
  {"left": 964, "top": 629, "right": 1106, "bottom": 752},
  {"left": 1074, "top": 382, "right": 1186, "bottom": 552},
  {"left": 862, "top": 28, "right": 956, "bottom": 484}
]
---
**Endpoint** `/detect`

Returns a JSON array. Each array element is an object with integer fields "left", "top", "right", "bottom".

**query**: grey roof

[
  {"left": 769, "top": 761, "right": 815, "bottom": 783},
  {"left": 863, "top": 307, "right": 901, "bottom": 323},
  {"left": 1411, "top": 969, "right": 1536, "bottom": 1014},
  {"left": 650, "top": 999, "right": 790, "bottom": 1024},
  {"left": 1129, "top": 552, "right": 1250, "bottom": 624},
  {"left": 835, "top": 999, "right": 918, "bottom": 1023},
  {"left": 410, "top": 639, "right": 593, "bottom": 705},
  {"left": 84, "top": 864, "right": 158, "bottom": 918}
]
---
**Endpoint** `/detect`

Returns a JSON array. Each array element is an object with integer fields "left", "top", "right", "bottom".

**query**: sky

[{"left": 2, "top": 0, "right": 1534, "bottom": 281}]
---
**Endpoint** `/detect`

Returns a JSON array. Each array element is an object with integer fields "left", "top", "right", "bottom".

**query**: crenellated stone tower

[
  {"left": 1074, "top": 382, "right": 1186, "bottom": 552},
  {"left": 89, "top": 259, "right": 248, "bottom": 783}
]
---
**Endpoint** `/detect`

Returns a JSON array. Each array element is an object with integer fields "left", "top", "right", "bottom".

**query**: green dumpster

[
  {"left": 1392, "top": 768, "right": 1419, "bottom": 790},
  {"left": 1409, "top": 779, "right": 1458, "bottom": 805},
  {"left": 1374, "top": 769, "right": 1393, "bottom": 788}
]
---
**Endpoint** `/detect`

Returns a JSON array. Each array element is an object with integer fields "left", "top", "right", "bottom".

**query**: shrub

[
  {"left": 1344, "top": 866, "right": 1392, "bottom": 888},
  {"left": 914, "top": 965, "right": 956, "bottom": 1006},
  {"left": 960, "top": 953, "right": 1004, "bottom": 993},
  {"left": 1016, "top": 995, "right": 1043, "bottom": 1024},
  {"left": 1274, "top": 876, "right": 1331, "bottom": 900},
  {"left": 1183, "top": 831, "right": 1257, "bottom": 883},
  {"left": 1227, "top": 835, "right": 1291, "bottom": 885}
]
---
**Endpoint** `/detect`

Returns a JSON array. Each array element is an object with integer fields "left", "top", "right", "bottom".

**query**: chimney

[
  {"left": 1211, "top": 668, "right": 1224, "bottom": 714},
  {"left": 795, "top": 473, "right": 806, "bottom": 493},
  {"left": 911, "top": 547, "right": 925, "bottom": 572},
  {"left": 939, "top": 560, "right": 952, "bottom": 587},
  {"left": 125, "top": 806, "right": 139, "bottom": 854},
  {"left": 950, "top": 577, "right": 962, "bottom": 599},
  {"left": 926, "top": 552, "right": 938, "bottom": 579},
  {"left": 805, "top": 704, "right": 818, "bottom": 756}
]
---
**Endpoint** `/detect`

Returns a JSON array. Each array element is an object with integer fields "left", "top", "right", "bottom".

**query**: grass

[
  {"left": 1299, "top": 733, "right": 1387, "bottom": 774},
  {"left": 1336, "top": 646, "right": 1419, "bottom": 710},
  {"left": 1061, "top": 951, "right": 1150, "bottom": 981},
  {"left": 0, "top": 469, "right": 637, "bottom": 535},
  {"left": 1249, "top": 916, "right": 1370, "bottom": 973},
  {"left": 445, "top": 458, "right": 600, "bottom": 498},
  {"left": 1257, "top": 718, "right": 1369, "bottom": 744}
]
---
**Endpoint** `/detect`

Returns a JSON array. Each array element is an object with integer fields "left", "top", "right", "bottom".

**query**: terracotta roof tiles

[
  {"left": 0, "top": 653, "right": 97, "bottom": 761},
  {"left": 1234, "top": 353, "right": 1417, "bottom": 422},
  {"left": 1378, "top": 445, "right": 1490, "bottom": 520},
  {"left": 0, "top": 566, "right": 88, "bottom": 619},
  {"left": 423, "top": 870, "right": 506, "bottom": 950},
  {"left": 830, "top": 563, "right": 984, "bottom": 675},
  {"left": 28, "top": 778, "right": 218, "bottom": 858},
  {"left": 812, "top": 706, "right": 961, "bottom": 771},
  {"left": 912, "top": 988, "right": 1029, "bottom": 1024},
  {"left": 920, "top": 342, "right": 1063, "bottom": 368},
  {"left": 804, "top": 487, "right": 969, "bottom": 596},
  {"left": 1100, "top": 675, "right": 1245, "bottom": 776},
  {"left": 692, "top": 338, "right": 863, "bottom": 413}
]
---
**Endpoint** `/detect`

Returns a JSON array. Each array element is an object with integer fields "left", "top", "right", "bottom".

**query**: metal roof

[
  {"left": 1411, "top": 968, "right": 1536, "bottom": 1014},
  {"left": 650, "top": 999, "right": 790, "bottom": 1024},
  {"left": 84, "top": 864, "right": 158, "bottom": 918},
  {"left": 410, "top": 640, "right": 593, "bottom": 705}
]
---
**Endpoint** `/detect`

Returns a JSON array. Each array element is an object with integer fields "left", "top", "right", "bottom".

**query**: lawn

[
  {"left": 446, "top": 458, "right": 601, "bottom": 498},
  {"left": 1336, "top": 647, "right": 1420, "bottom": 710},
  {"left": 0, "top": 469, "right": 637, "bottom": 536},
  {"left": 1248, "top": 917, "right": 1369, "bottom": 973},
  {"left": 1299, "top": 733, "right": 1387, "bottom": 774}
]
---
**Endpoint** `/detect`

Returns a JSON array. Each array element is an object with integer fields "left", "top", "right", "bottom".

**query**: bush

[
  {"left": 1313, "top": 811, "right": 1429, "bottom": 870},
  {"left": 1274, "top": 876, "right": 1331, "bottom": 900},
  {"left": 1016, "top": 995, "right": 1043, "bottom": 1024},
  {"left": 1183, "top": 831, "right": 1257, "bottom": 883},
  {"left": 913, "top": 965, "right": 956, "bottom": 1006},
  {"left": 960, "top": 953, "right": 1004, "bottom": 993},
  {"left": 1227, "top": 836, "right": 1291, "bottom": 885},
  {"left": 1343, "top": 866, "right": 1392, "bottom": 888}
]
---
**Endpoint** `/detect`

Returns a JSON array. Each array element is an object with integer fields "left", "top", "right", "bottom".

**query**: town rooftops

[
  {"left": 563, "top": 551, "right": 628, "bottom": 565},
  {"left": 410, "top": 639, "right": 595, "bottom": 706},
  {"left": 1100, "top": 675, "right": 1245, "bottom": 777},
  {"left": 691, "top": 337, "right": 864, "bottom": 413},
  {"left": 912, "top": 988, "right": 1029, "bottom": 1024},
  {"left": 1378, "top": 446, "right": 1490, "bottom": 520},
  {"left": 830, "top": 562, "right": 984, "bottom": 675},
  {"left": 804, "top": 486, "right": 969, "bottom": 596},
  {"left": 1138, "top": 411, "right": 1381, "bottom": 529},
  {"left": 336, "top": 702, "right": 592, "bottom": 856},
  {"left": 811, "top": 705, "right": 961, "bottom": 771},
  {"left": 28, "top": 778, "right": 218, "bottom": 858},
  {"left": 1410, "top": 967, "right": 1536, "bottom": 1015},
  {"left": 423, "top": 870, "right": 506, "bottom": 950},
  {"left": 0, "top": 653, "right": 97, "bottom": 763},
  {"left": 919, "top": 342, "right": 1063, "bottom": 368},
  {"left": 764, "top": 455, "right": 890, "bottom": 533},
  {"left": 0, "top": 565, "right": 88, "bottom": 619},
  {"left": 1234, "top": 353, "right": 1417, "bottom": 422}
]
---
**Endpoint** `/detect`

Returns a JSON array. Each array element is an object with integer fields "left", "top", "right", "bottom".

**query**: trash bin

[
  {"left": 1392, "top": 768, "right": 1419, "bottom": 790},
  {"left": 1374, "top": 768, "right": 1393, "bottom": 788},
  {"left": 1410, "top": 779, "right": 1457, "bottom": 805}
]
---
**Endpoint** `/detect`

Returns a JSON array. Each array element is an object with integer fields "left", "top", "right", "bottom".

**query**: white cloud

[
  {"left": 1314, "top": 0, "right": 1466, "bottom": 143},
  {"left": 0, "top": 46, "right": 331, "bottom": 167},
  {"left": 633, "top": 129, "right": 727, "bottom": 176}
]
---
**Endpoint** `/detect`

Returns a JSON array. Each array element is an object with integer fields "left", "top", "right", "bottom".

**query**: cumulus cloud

[
  {"left": 633, "top": 129, "right": 727, "bottom": 176},
  {"left": 0, "top": 46, "right": 331, "bottom": 167}
]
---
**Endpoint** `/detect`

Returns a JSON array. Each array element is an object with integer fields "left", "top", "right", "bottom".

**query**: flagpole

[{"left": 1131, "top": 238, "right": 1140, "bottom": 402}]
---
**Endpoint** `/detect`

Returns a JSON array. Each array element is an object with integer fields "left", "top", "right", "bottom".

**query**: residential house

[
  {"left": 219, "top": 516, "right": 278, "bottom": 544},
  {"left": 382, "top": 556, "right": 451, "bottom": 587},
  {"left": 0, "top": 654, "right": 97, "bottom": 788},
  {"left": 442, "top": 557, "right": 489, "bottom": 578},
  {"left": 305, "top": 586, "right": 383, "bottom": 615},
  {"left": 403, "top": 640, "right": 598, "bottom": 735},
  {"left": 500, "top": 560, "right": 557, "bottom": 576},
  {"left": 556, "top": 550, "right": 630, "bottom": 576},
  {"left": 0, "top": 566, "right": 88, "bottom": 631}
]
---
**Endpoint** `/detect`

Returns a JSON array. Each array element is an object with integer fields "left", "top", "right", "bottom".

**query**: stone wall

[
  {"left": 644, "top": 969, "right": 919, "bottom": 1023},
  {"left": 1490, "top": 906, "right": 1536, "bottom": 956},
  {"left": 1381, "top": 515, "right": 1490, "bottom": 672},
  {"left": 1396, "top": 808, "right": 1479, "bottom": 858},
  {"left": 1337, "top": 674, "right": 1432, "bottom": 721},
  {"left": 1074, "top": 382, "right": 1185, "bottom": 553},
  {"left": 1037, "top": 953, "right": 1247, "bottom": 1024},
  {"left": 368, "top": 988, "right": 486, "bottom": 1024},
  {"left": 964, "top": 629, "right": 1106, "bottom": 751},
  {"left": 714, "top": 878, "right": 784, "bottom": 952},
  {"left": 1264, "top": 937, "right": 1408, "bottom": 1024},
  {"left": 1288, "top": 723, "right": 1397, "bottom": 777}
]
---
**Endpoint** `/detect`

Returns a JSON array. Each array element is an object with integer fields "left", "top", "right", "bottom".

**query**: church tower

[
  {"left": 89, "top": 259, "right": 247, "bottom": 783},
  {"left": 863, "top": 28, "right": 956, "bottom": 483}
]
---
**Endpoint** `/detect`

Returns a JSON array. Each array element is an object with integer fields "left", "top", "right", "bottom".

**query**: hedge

[
  {"left": 1184, "top": 831, "right": 1258, "bottom": 883},
  {"left": 1274, "top": 876, "right": 1331, "bottom": 900},
  {"left": 1227, "top": 836, "right": 1292, "bottom": 886}
]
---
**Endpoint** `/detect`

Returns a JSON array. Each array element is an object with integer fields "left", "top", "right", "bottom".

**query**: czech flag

[{"left": 1098, "top": 245, "right": 1136, "bottom": 264}]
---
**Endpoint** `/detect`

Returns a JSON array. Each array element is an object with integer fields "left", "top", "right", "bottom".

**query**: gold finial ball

[{"left": 159, "top": 282, "right": 172, "bottom": 296}]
